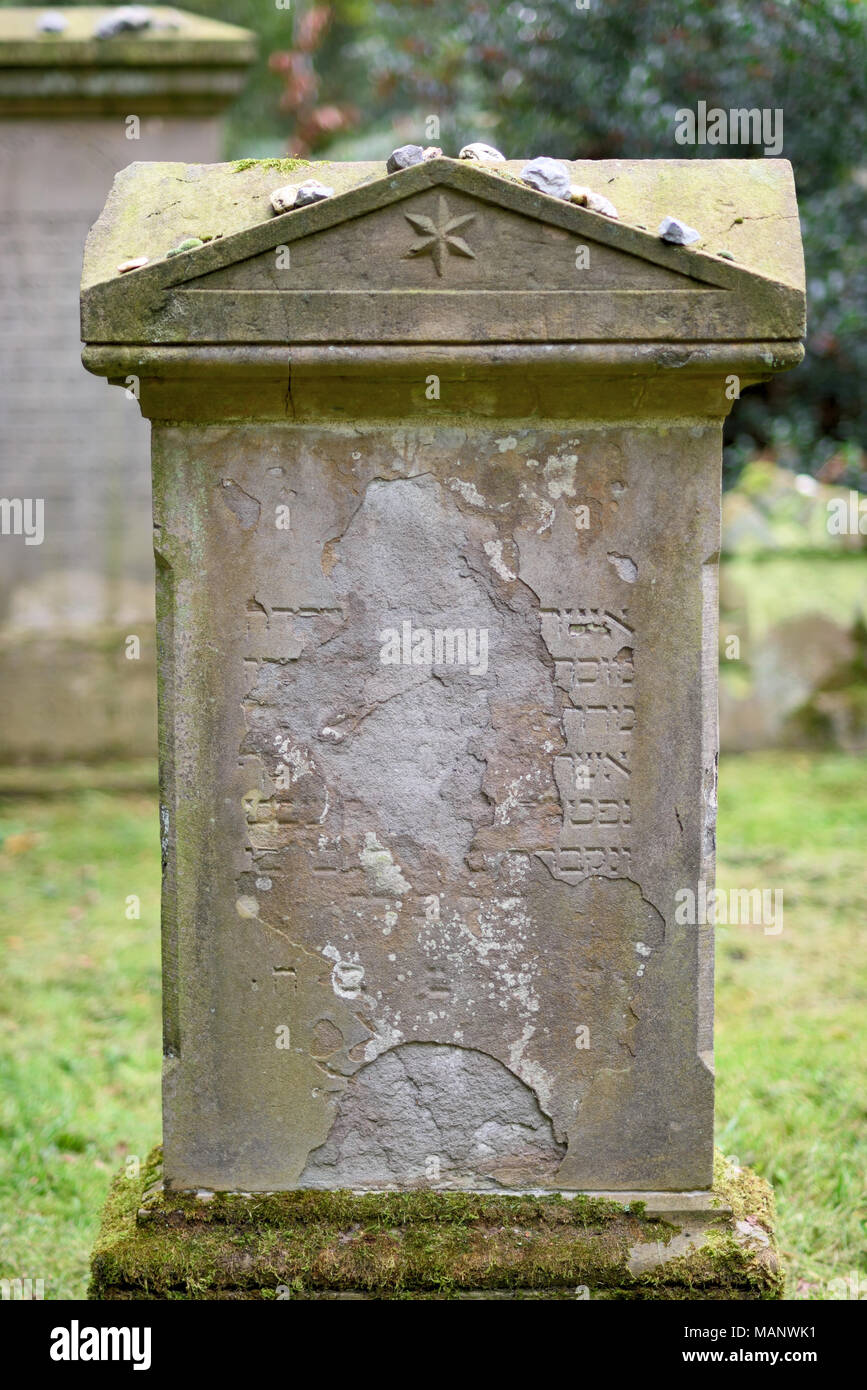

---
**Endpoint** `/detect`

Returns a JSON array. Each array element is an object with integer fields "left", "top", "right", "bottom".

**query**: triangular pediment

[{"left": 81, "top": 158, "right": 804, "bottom": 345}]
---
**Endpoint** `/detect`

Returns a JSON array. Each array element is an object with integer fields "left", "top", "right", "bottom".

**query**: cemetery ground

[{"left": 0, "top": 752, "right": 864, "bottom": 1301}]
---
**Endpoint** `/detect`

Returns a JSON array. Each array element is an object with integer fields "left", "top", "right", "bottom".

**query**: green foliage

[
  {"left": 334, "top": 1, "right": 866, "bottom": 183},
  {"left": 185, "top": 0, "right": 368, "bottom": 156},
  {"left": 332, "top": 0, "right": 867, "bottom": 469}
]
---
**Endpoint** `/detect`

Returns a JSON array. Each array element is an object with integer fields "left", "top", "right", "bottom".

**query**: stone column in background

[
  {"left": 81, "top": 156, "right": 805, "bottom": 1201},
  {"left": 0, "top": 7, "right": 254, "bottom": 764}
]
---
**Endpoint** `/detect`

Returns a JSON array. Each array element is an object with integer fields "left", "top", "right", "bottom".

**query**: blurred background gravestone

[
  {"left": 719, "top": 461, "right": 867, "bottom": 753},
  {"left": 0, "top": 7, "right": 254, "bottom": 768}
]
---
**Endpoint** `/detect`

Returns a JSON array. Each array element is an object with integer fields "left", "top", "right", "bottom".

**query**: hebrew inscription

[{"left": 540, "top": 608, "right": 635, "bottom": 884}]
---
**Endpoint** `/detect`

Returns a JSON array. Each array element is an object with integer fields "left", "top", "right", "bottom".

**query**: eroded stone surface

[
  {"left": 300, "top": 1043, "right": 565, "bottom": 1189},
  {"left": 154, "top": 420, "right": 718, "bottom": 1192}
]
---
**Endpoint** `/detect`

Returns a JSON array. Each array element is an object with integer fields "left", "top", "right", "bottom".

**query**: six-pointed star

[{"left": 403, "top": 196, "right": 477, "bottom": 277}]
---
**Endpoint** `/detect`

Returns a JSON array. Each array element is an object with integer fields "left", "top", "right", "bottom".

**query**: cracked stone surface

[
  {"left": 152, "top": 420, "right": 718, "bottom": 1193},
  {"left": 300, "top": 1043, "right": 565, "bottom": 1189}
]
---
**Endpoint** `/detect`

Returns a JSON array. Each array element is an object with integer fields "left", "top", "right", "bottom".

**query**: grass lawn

[
  {"left": 0, "top": 789, "right": 161, "bottom": 1300},
  {"left": 0, "top": 752, "right": 864, "bottom": 1300},
  {"left": 715, "top": 752, "right": 867, "bottom": 1300}
]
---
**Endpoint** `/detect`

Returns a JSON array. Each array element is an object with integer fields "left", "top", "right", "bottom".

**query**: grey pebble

[
  {"left": 520, "top": 157, "right": 572, "bottom": 200},
  {"left": 270, "top": 180, "right": 334, "bottom": 214},
  {"left": 94, "top": 6, "right": 153, "bottom": 38},
  {"left": 386, "top": 145, "right": 425, "bottom": 174},
  {"left": 658, "top": 215, "right": 701, "bottom": 246},
  {"left": 36, "top": 11, "right": 68, "bottom": 33}
]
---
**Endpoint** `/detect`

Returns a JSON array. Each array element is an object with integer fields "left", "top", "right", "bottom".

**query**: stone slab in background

[
  {"left": 89, "top": 1147, "right": 783, "bottom": 1300},
  {"left": 0, "top": 8, "right": 255, "bottom": 766},
  {"left": 0, "top": 757, "right": 157, "bottom": 795},
  {"left": 0, "top": 6, "right": 256, "bottom": 114},
  {"left": 0, "top": 630, "right": 157, "bottom": 765}
]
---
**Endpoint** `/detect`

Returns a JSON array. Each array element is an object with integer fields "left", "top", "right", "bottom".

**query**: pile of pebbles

[
  {"left": 266, "top": 144, "right": 707, "bottom": 246},
  {"left": 115, "top": 141, "right": 717, "bottom": 274}
]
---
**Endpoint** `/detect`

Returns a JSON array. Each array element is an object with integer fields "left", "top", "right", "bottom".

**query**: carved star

[{"left": 403, "top": 196, "right": 476, "bottom": 277}]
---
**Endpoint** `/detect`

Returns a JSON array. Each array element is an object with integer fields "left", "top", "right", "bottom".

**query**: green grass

[
  {"left": 0, "top": 753, "right": 864, "bottom": 1299},
  {"left": 715, "top": 752, "right": 867, "bottom": 1300},
  {"left": 0, "top": 792, "right": 161, "bottom": 1299}
]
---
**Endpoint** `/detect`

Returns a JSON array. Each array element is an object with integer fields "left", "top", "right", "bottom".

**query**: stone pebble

[
  {"left": 270, "top": 180, "right": 334, "bottom": 214},
  {"left": 94, "top": 6, "right": 153, "bottom": 38},
  {"left": 570, "top": 184, "right": 619, "bottom": 218},
  {"left": 658, "top": 215, "right": 701, "bottom": 245},
  {"left": 386, "top": 145, "right": 425, "bottom": 173},
  {"left": 520, "top": 157, "right": 572, "bottom": 200},
  {"left": 36, "top": 10, "right": 67, "bottom": 32},
  {"left": 459, "top": 143, "right": 506, "bottom": 162}
]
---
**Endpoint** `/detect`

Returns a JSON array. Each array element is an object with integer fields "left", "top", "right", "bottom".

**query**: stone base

[{"left": 89, "top": 1149, "right": 783, "bottom": 1300}]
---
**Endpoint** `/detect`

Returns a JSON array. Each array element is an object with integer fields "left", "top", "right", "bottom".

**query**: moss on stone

[
  {"left": 712, "top": 1150, "right": 778, "bottom": 1228},
  {"left": 89, "top": 1145, "right": 783, "bottom": 1300},
  {"left": 165, "top": 237, "right": 204, "bottom": 258},
  {"left": 633, "top": 1152, "right": 785, "bottom": 1300},
  {"left": 640, "top": 1226, "right": 783, "bottom": 1301},
  {"left": 232, "top": 158, "right": 312, "bottom": 175}
]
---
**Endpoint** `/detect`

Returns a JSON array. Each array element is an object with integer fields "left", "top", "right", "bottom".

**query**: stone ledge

[
  {"left": 0, "top": 6, "right": 255, "bottom": 115},
  {"left": 89, "top": 1147, "right": 784, "bottom": 1301},
  {"left": 0, "top": 67, "right": 252, "bottom": 117},
  {"left": 0, "top": 8, "right": 256, "bottom": 66},
  {"left": 81, "top": 342, "right": 805, "bottom": 425}
]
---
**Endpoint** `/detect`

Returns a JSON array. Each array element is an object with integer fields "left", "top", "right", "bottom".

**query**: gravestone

[
  {"left": 0, "top": 7, "right": 254, "bottom": 765},
  {"left": 83, "top": 154, "right": 805, "bottom": 1298}
]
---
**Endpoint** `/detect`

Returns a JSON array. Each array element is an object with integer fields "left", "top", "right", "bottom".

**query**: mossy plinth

[{"left": 89, "top": 1148, "right": 783, "bottom": 1301}]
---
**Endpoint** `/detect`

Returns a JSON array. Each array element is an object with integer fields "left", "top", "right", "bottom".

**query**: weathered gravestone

[
  {"left": 83, "top": 155, "right": 805, "bottom": 1298},
  {"left": 0, "top": 7, "right": 254, "bottom": 766}
]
